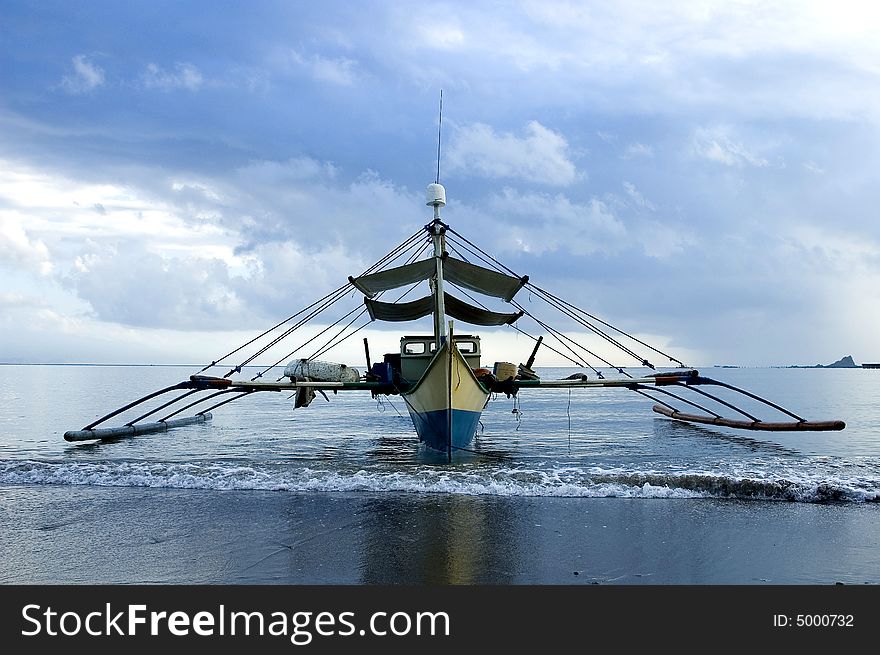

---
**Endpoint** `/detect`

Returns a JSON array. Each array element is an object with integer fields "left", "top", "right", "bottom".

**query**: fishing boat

[{"left": 63, "top": 179, "right": 846, "bottom": 459}]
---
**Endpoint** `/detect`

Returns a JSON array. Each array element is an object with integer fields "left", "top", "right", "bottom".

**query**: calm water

[{"left": 1, "top": 364, "right": 877, "bottom": 503}]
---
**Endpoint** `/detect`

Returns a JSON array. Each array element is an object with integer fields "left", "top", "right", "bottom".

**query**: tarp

[
  {"left": 443, "top": 257, "right": 527, "bottom": 302},
  {"left": 444, "top": 294, "right": 524, "bottom": 326},
  {"left": 349, "top": 259, "right": 436, "bottom": 297},
  {"left": 364, "top": 295, "right": 434, "bottom": 322},
  {"left": 364, "top": 293, "right": 522, "bottom": 326},
  {"left": 351, "top": 256, "right": 526, "bottom": 301}
]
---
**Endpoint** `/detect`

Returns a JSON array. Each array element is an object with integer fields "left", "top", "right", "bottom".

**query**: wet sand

[{"left": 1, "top": 485, "right": 878, "bottom": 584}]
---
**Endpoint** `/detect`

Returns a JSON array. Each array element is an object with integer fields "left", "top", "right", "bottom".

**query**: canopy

[
  {"left": 351, "top": 256, "right": 527, "bottom": 302},
  {"left": 349, "top": 259, "right": 436, "bottom": 297},
  {"left": 364, "top": 292, "right": 523, "bottom": 326}
]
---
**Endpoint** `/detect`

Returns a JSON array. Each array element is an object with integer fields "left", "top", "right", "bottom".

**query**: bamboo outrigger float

[{"left": 64, "top": 180, "right": 845, "bottom": 459}]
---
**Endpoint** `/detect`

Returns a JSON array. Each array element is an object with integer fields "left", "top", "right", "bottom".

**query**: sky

[{"left": 1, "top": 0, "right": 879, "bottom": 368}]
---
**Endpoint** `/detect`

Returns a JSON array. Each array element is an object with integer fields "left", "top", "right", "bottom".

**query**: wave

[{"left": 0, "top": 460, "right": 877, "bottom": 503}]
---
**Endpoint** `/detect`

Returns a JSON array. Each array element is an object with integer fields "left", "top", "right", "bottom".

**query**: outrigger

[{"left": 64, "top": 180, "right": 845, "bottom": 460}]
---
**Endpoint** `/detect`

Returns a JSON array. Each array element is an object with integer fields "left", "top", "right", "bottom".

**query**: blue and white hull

[{"left": 402, "top": 341, "right": 489, "bottom": 454}]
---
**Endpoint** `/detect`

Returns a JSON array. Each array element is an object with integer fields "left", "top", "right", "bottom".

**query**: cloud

[
  {"left": 622, "top": 182, "right": 656, "bottom": 211},
  {"left": 632, "top": 219, "right": 694, "bottom": 259},
  {"left": 486, "top": 188, "right": 626, "bottom": 256},
  {"left": 142, "top": 62, "right": 204, "bottom": 91},
  {"left": 4, "top": 2, "right": 880, "bottom": 366},
  {"left": 0, "top": 156, "right": 426, "bottom": 332},
  {"left": 60, "top": 55, "right": 105, "bottom": 93},
  {"left": 0, "top": 220, "right": 53, "bottom": 275},
  {"left": 0, "top": 292, "right": 264, "bottom": 364},
  {"left": 65, "top": 244, "right": 247, "bottom": 329},
  {"left": 692, "top": 126, "right": 770, "bottom": 167},
  {"left": 447, "top": 121, "right": 578, "bottom": 186},
  {"left": 285, "top": 49, "right": 359, "bottom": 85},
  {"left": 0, "top": 292, "right": 49, "bottom": 312},
  {"left": 622, "top": 142, "right": 654, "bottom": 158}
]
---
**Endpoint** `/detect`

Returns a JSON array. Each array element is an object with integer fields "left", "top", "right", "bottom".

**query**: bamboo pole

[
  {"left": 64, "top": 413, "right": 213, "bottom": 442},
  {"left": 652, "top": 405, "right": 845, "bottom": 432}
]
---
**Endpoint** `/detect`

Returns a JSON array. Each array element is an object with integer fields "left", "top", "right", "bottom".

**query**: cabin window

[
  {"left": 456, "top": 341, "right": 477, "bottom": 354},
  {"left": 403, "top": 342, "right": 427, "bottom": 355}
]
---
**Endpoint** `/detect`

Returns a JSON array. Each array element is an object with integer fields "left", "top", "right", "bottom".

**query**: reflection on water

[
  {"left": 358, "top": 494, "right": 522, "bottom": 584},
  {"left": 651, "top": 417, "right": 801, "bottom": 455}
]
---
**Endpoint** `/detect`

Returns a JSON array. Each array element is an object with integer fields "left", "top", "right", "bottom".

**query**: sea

[
  {"left": 1, "top": 364, "right": 877, "bottom": 503},
  {"left": 1, "top": 364, "right": 878, "bottom": 585}
]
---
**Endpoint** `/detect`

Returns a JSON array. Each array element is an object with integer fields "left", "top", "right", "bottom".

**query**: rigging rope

[
  {"left": 512, "top": 301, "right": 625, "bottom": 378},
  {"left": 305, "top": 308, "right": 370, "bottom": 363},
  {"left": 197, "top": 280, "right": 352, "bottom": 375},
  {"left": 507, "top": 324, "right": 586, "bottom": 370},
  {"left": 304, "top": 239, "right": 432, "bottom": 363},
  {"left": 523, "top": 288, "right": 651, "bottom": 368},
  {"left": 450, "top": 225, "right": 647, "bottom": 366},
  {"left": 446, "top": 227, "right": 686, "bottom": 369},
  {"left": 228, "top": 230, "right": 430, "bottom": 377},
  {"left": 444, "top": 277, "right": 596, "bottom": 375},
  {"left": 200, "top": 227, "right": 428, "bottom": 377},
  {"left": 444, "top": 277, "right": 604, "bottom": 375},
  {"left": 528, "top": 283, "right": 687, "bottom": 368},
  {"left": 448, "top": 230, "right": 647, "bottom": 367},
  {"left": 227, "top": 283, "right": 355, "bottom": 376},
  {"left": 307, "top": 270, "right": 428, "bottom": 363},
  {"left": 253, "top": 303, "right": 365, "bottom": 381}
]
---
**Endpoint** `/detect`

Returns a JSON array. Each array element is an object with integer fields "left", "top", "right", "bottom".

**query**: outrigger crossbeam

[
  {"left": 63, "top": 374, "right": 391, "bottom": 442},
  {"left": 64, "top": 368, "right": 845, "bottom": 443}
]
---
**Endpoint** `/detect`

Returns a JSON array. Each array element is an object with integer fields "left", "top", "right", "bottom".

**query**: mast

[
  {"left": 427, "top": 183, "right": 447, "bottom": 348},
  {"left": 429, "top": 91, "right": 447, "bottom": 350}
]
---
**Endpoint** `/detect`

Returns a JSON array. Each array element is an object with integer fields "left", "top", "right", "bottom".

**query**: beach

[{"left": 2, "top": 485, "right": 877, "bottom": 585}]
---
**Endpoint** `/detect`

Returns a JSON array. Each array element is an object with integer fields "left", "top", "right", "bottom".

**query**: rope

[
  {"left": 378, "top": 395, "right": 405, "bottom": 418},
  {"left": 446, "top": 226, "right": 685, "bottom": 369},
  {"left": 198, "top": 281, "right": 352, "bottom": 375},
  {"left": 512, "top": 395, "right": 522, "bottom": 430},
  {"left": 507, "top": 324, "right": 586, "bottom": 369},
  {"left": 255, "top": 304, "right": 365, "bottom": 381},
  {"left": 204, "top": 227, "right": 427, "bottom": 376},
  {"left": 513, "top": 302, "right": 620, "bottom": 377},
  {"left": 524, "top": 288, "right": 650, "bottom": 368},
  {"left": 444, "top": 228, "right": 519, "bottom": 276},
  {"left": 445, "top": 242, "right": 474, "bottom": 264},
  {"left": 444, "top": 278, "right": 597, "bottom": 374},
  {"left": 363, "top": 229, "right": 431, "bottom": 274},
  {"left": 306, "top": 250, "right": 429, "bottom": 363},
  {"left": 229, "top": 284, "right": 355, "bottom": 376},
  {"left": 442, "top": 276, "right": 593, "bottom": 372},
  {"left": 305, "top": 308, "right": 370, "bottom": 363},
  {"left": 529, "top": 282, "right": 687, "bottom": 367},
  {"left": 448, "top": 229, "right": 647, "bottom": 368}
]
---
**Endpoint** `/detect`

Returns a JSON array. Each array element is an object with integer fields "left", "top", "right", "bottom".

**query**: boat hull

[{"left": 402, "top": 340, "right": 489, "bottom": 454}]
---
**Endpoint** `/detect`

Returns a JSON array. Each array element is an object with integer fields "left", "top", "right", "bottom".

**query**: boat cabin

[{"left": 398, "top": 334, "right": 481, "bottom": 382}]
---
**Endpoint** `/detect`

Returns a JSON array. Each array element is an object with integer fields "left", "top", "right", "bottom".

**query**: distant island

[{"left": 782, "top": 355, "right": 879, "bottom": 369}]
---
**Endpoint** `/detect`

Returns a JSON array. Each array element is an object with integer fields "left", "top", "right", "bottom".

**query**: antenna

[
  {"left": 425, "top": 91, "right": 447, "bottom": 212},
  {"left": 436, "top": 89, "right": 443, "bottom": 184}
]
